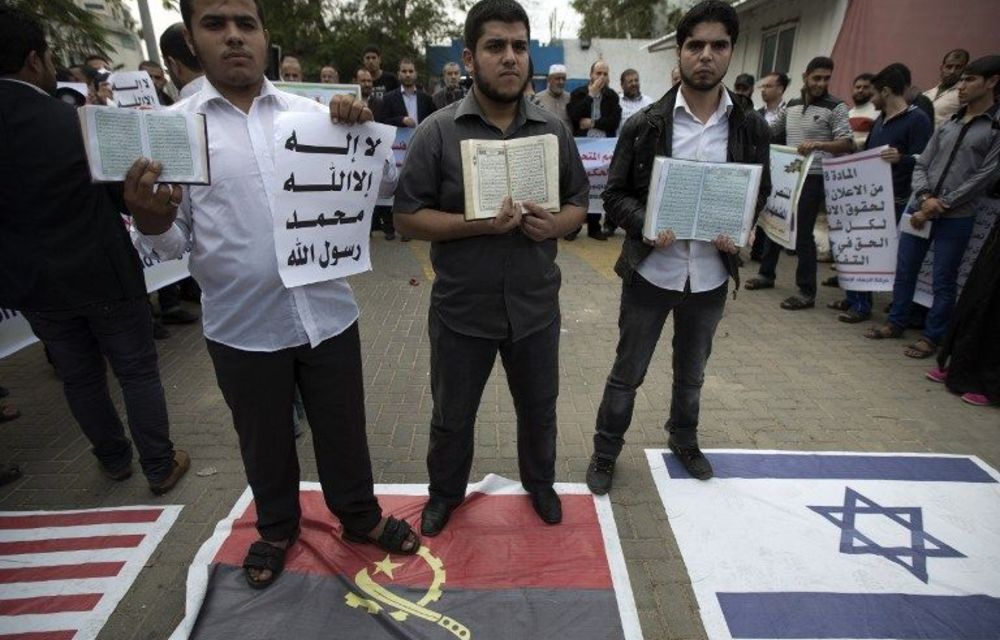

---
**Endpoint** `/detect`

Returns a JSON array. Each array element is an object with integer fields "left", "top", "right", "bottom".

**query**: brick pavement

[{"left": 0, "top": 234, "right": 996, "bottom": 639}]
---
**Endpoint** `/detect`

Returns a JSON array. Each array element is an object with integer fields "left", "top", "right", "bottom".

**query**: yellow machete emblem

[{"left": 344, "top": 545, "right": 471, "bottom": 639}]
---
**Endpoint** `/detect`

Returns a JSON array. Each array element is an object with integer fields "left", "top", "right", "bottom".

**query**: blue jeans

[
  {"left": 23, "top": 298, "right": 175, "bottom": 483},
  {"left": 887, "top": 216, "right": 975, "bottom": 342},
  {"left": 594, "top": 276, "right": 728, "bottom": 458}
]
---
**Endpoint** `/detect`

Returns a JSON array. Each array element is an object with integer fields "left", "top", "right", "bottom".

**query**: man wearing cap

[
  {"left": 734, "top": 73, "right": 754, "bottom": 97},
  {"left": 535, "top": 63, "right": 573, "bottom": 132}
]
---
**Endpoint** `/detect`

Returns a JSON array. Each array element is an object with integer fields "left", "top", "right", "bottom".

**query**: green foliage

[
  {"left": 261, "top": 0, "right": 468, "bottom": 81},
  {"left": 4, "top": 0, "right": 137, "bottom": 66},
  {"left": 570, "top": 0, "right": 660, "bottom": 40}
]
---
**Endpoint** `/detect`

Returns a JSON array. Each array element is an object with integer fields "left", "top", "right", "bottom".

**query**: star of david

[{"left": 808, "top": 487, "right": 965, "bottom": 583}]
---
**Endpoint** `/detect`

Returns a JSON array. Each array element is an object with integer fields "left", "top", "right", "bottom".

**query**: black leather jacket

[{"left": 602, "top": 85, "right": 772, "bottom": 294}]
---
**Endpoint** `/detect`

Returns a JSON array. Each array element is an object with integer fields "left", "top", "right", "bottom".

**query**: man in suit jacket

[
  {"left": 0, "top": 7, "right": 188, "bottom": 494},
  {"left": 379, "top": 58, "right": 436, "bottom": 128}
]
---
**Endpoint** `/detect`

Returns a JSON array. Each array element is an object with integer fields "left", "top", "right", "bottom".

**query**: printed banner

[
  {"left": 913, "top": 196, "right": 999, "bottom": 307},
  {"left": 576, "top": 137, "right": 616, "bottom": 214},
  {"left": 172, "top": 475, "right": 642, "bottom": 640},
  {"left": 758, "top": 145, "right": 813, "bottom": 249},
  {"left": 0, "top": 505, "right": 181, "bottom": 639},
  {"left": 646, "top": 449, "right": 1000, "bottom": 640},
  {"left": 824, "top": 146, "right": 898, "bottom": 291},
  {"left": 273, "top": 114, "right": 395, "bottom": 288},
  {"left": 0, "top": 308, "right": 37, "bottom": 360}
]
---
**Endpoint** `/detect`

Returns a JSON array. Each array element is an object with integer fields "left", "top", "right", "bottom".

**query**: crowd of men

[{"left": 0, "top": 0, "right": 997, "bottom": 597}]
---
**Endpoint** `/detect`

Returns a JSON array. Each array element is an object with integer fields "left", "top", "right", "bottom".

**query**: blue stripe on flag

[
  {"left": 718, "top": 592, "right": 1000, "bottom": 639},
  {"left": 662, "top": 453, "right": 996, "bottom": 482}
]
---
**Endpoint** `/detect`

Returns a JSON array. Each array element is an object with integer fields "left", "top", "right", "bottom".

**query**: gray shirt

[
  {"left": 912, "top": 104, "right": 1000, "bottom": 219},
  {"left": 394, "top": 91, "right": 589, "bottom": 341},
  {"left": 533, "top": 89, "right": 573, "bottom": 134}
]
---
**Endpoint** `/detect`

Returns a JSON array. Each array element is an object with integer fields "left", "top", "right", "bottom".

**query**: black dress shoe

[
  {"left": 564, "top": 227, "right": 581, "bottom": 241},
  {"left": 530, "top": 488, "right": 562, "bottom": 524},
  {"left": 667, "top": 437, "right": 713, "bottom": 480},
  {"left": 421, "top": 497, "right": 457, "bottom": 537},
  {"left": 586, "top": 453, "right": 616, "bottom": 495}
]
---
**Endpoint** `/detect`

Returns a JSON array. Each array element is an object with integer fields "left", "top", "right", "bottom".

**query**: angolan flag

[
  {"left": 172, "top": 474, "right": 641, "bottom": 639},
  {"left": 0, "top": 505, "right": 181, "bottom": 640}
]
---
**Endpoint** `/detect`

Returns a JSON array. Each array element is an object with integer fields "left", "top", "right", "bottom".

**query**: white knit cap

[{"left": 548, "top": 64, "right": 567, "bottom": 76}]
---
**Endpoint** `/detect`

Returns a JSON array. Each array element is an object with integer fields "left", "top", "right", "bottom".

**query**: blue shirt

[{"left": 864, "top": 105, "right": 932, "bottom": 205}]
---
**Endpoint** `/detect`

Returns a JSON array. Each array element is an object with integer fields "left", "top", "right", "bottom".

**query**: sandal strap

[
  {"left": 377, "top": 517, "right": 415, "bottom": 552},
  {"left": 243, "top": 541, "right": 287, "bottom": 572}
]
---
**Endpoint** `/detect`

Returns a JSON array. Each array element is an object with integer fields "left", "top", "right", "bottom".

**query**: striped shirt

[{"left": 771, "top": 94, "right": 853, "bottom": 173}]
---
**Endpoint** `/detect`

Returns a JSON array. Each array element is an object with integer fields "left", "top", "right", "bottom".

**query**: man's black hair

[
  {"left": 363, "top": 45, "right": 381, "bottom": 57},
  {"left": 463, "top": 0, "right": 530, "bottom": 51},
  {"left": 180, "top": 0, "right": 265, "bottom": 30},
  {"left": 883, "top": 62, "right": 912, "bottom": 86},
  {"left": 872, "top": 64, "right": 908, "bottom": 96},
  {"left": 0, "top": 7, "right": 47, "bottom": 76},
  {"left": 765, "top": 71, "right": 789, "bottom": 90},
  {"left": 963, "top": 55, "right": 1000, "bottom": 81},
  {"left": 675, "top": 0, "right": 739, "bottom": 50},
  {"left": 853, "top": 72, "right": 874, "bottom": 84},
  {"left": 943, "top": 48, "right": 970, "bottom": 65},
  {"left": 805, "top": 56, "right": 834, "bottom": 74},
  {"left": 85, "top": 53, "right": 109, "bottom": 65},
  {"left": 398, "top": 57, "right": 415, "bottom": 69},
  {"left": 621, "top": 68, "right": 638, "bottom": 83},
  {"left": 159, "top": 22, "right": 201, "bottom": 71}
]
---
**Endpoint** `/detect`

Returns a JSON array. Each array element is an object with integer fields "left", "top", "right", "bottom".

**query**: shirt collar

[
  {"left": 0, "top": 77, "right": 51, "bottom": 96},
  {"left": 454, "top": 90, "right": 547, "bottom": 127},
  {"left": 766, "top": 100, "right": 786, "bottom": 113},
  {"left": 191, "top": 76, "right": 289, "bottom": 111},
  {"left": 674, "top": 86, "right": 732, "bottom": 123},
  {"left": 402, "top": 85, "right": 417, "bottom": 96}
]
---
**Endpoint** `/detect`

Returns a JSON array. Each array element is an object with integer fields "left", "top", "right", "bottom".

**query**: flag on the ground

[
  {"left": 646, "top": 449, "right": 1000, "bottom": 640},
  {"left": 0, "top": 505, "right": 182, "bottom": 640},
  {"left": 173, "top": 474, "right": 641, "bottom": 639}
]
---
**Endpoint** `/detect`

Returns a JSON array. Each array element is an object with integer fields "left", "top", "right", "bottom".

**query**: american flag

[{"left": 0, "top": 506, "right": 181, "bottom": 640}]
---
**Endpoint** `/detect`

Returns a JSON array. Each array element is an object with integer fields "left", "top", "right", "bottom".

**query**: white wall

[
  {"left": 725, "top": 0, "right": 849, "bottom": 109},
  {"left": 561, "top": 38, "right": 676, "bottom": 101}
]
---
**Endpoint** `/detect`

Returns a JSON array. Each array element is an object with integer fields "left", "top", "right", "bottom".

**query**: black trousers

[
  {"left": 427, "top": 310, "right": 560, "bottom": 503},
  {"left": 759, "top": 174, "right": 825, "bottom": 298},
  {"left": 206, "top": 322, "right": 381, "bottom": 541},
  {"left": 23, "top": 297, "right": 175, "bottom": 483}
]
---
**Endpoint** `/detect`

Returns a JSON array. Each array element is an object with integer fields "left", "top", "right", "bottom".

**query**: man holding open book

[
  {"left": 122, "top": 0, "right": 418, "bottom": 590},
  {"left": 585, "top": 0, "right": 770, "bottom": 494},
  {"left": 393, "top": 0, "right": 589, "bottom": 536}
]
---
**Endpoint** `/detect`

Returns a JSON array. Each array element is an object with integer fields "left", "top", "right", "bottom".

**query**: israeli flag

[{"left": 646, "top": 449, "right": 1000, "bottom": 639}]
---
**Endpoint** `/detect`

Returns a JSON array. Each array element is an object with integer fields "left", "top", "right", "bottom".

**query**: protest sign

[
  {"left": 108, "top": 70, "right": 160, "bottom": 109},
  {"left": 758, "top": 145, "right": 813, "bottom": 249},
  {"left": 823, "top": 146, "right": 898, "bottom": 291},
  {"left": 273, "top": 114, "right": 395, "bottom": 287}
]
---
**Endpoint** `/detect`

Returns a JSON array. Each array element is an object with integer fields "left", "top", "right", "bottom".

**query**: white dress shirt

[
  {"left": 637, "top": 87, "right": 731, "bottom": 293},
  {"left": 178, "top": 75, "right": 206, "bottom": 101},
  {"left": 762, "top": 100, "right": 785, "bottom": 126},
  {"left": 402, "top": 87, "right": 419, "bottom": 124},
  {"left": 134, "top": 79, "right": 396, "bottom": 352},
  {"left": 618, "top": 93, "right": 654, "bottom": 135}
]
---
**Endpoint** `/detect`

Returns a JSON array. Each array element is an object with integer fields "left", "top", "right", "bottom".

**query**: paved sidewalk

[{"left": 1, "top": 234, "right": 996, "bottom": 639}]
